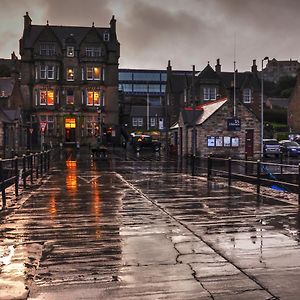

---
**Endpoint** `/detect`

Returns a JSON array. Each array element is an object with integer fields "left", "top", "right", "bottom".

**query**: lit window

[
  {"left": 86, "top": 67, "right": 101, "bottom": 80},
  {"left": 243, "top": 88, "right": 252, "bottom": 103},
  {"left": 65, "top": 118, "right": 76, "bottom": 128},
  {"left": 39, "top": 89, "right": 54, "bottom": 105},
  {"left": 67, "top": 68, "right": 75, "bottom": 81},
  {"left": 67, "top": 46, "right": 74, "bottom": 57},
  {"left": 203, "top": 87, "right": 216, "bottom": 101},
  {"left": 87, "top": 91, "right": 100, "bottom": 106}
]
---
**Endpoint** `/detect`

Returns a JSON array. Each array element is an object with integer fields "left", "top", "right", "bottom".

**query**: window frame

[
  {"left": 243, "top": 88, "right": 252, "bottom": 103},
  {"left": 67, "top": 67, "right": 75, "bottom": 81},
  {"left": 86, "top": 90, "right": 101, "bottom": 106},
  {"left": 39, "top": 89, "right": 54, "bottom": 106},
  {"left": 67, "top": 46, "right": 75, "bottom": 57},
  {"left": 203, "top": 87, "right": 217, "bottom": 101}
]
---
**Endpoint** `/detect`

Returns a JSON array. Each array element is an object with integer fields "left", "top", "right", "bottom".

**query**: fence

[
  {"left": 0, "top": 150, "right": 51, "bottom": 210},
  {"left": 192, "top": 155, "right": 300, "bottom": 204}
]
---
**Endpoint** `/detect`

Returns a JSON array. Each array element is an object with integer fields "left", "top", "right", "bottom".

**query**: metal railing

[
  {"left": 194, "top": 155, "right": 300, "bottom": 204},
  {"left": 0, "top": 150, "right": 51, "bottom": 210}
]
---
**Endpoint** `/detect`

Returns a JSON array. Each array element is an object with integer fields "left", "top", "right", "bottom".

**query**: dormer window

[
  {"left": 40, "top": 43, "right": 56, "bottom": 56},
  {"left": 203, "top": 87, "right": 216, "bottom": 101},
  {"left": 86, "top": 47, "right": 101, "bottom": 57},
  {"left": 103, "top": 32, "right": 110, "bottom": 42},
  {"left": 243, "top": 88, "right": 252, "bottom": 103},
  {"left": 67, "top": 46, "right": 74, "bottom": 57}
]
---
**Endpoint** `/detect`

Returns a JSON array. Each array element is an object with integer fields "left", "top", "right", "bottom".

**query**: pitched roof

[
  {"left": 195, "top": 98, "right": 228, "bottom": 125},
  {"left": 0, "top": 78, "right": 15, "bottom": 98},
  {"left": 22, "top": 24, "right": 117, "bottom": 50},
  {"left": 198, "top": 64, "right": 220, "bottom": 81}
]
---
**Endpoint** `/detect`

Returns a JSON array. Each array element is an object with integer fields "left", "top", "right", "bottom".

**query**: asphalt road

[{"left": 0, "top": 147, "right": 300, "bottom": 299}]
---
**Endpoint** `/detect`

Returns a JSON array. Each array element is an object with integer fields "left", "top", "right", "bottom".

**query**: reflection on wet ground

[{"left": 0, "top": 147, "right": 300, "bottom": 299}]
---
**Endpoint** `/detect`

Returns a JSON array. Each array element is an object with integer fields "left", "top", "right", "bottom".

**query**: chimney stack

[
  {"left": 110, "top": 15, "right": 116, "bottom": 32},
  {"left": 24, "top": 12, "right": 32, "bottom": 30},
  {"left": 215, "top": 58, "right": 221, "bottom": 73},
  {"left": 251, "top": 59, "right": 257, "bottom": 73}
]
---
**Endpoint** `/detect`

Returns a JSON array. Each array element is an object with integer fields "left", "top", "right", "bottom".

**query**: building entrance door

[
  {"left": 245, "top": 129, "right": 254, "bottom": 157},
  {"left": 65, "top": 117, "right": 76, "bottom": 143}
]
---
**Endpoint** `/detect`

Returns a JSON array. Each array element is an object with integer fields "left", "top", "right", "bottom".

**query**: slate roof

[
  {"left": 0, "top": 78, "right": 15, "bottom": 98},
  {"left": 22, "top": 24, "right": 117, "bottom": 51},
  {"left": 0, "top": 107, "right": 21, "bottom": 123}
]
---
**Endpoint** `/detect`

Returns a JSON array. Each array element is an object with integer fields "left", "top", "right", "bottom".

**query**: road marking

[{"left": 77, "top": 176, "right": 101, "bottom": 184}]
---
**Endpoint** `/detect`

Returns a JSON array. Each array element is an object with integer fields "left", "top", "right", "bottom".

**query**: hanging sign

[{"left": 40, "top": 122, "right": 47, "bottom": 133}]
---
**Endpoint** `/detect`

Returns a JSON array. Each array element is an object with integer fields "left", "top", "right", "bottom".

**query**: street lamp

[{"left": 261, "top": 57, "right": 269, "bottom": 158}]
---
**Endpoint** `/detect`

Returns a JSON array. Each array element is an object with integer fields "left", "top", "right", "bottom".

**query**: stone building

[
  {"left": 19, "top": 12, "right": 120, "bottom": 147},
  {"left": 288, "top": 70, "right": 300, "bottom": 132},
  {"left": 171, "top": 98, "right": 261, "bottom": 158},
  {"left": 165, "top": 59, "right": 262, "bottom": 127}
]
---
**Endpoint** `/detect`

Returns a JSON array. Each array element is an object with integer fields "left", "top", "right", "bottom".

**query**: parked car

[
  {"left": 279, "top": 140, "right": 300, "bottom": 156},
  {"left": 129, "top": 134, "right": 161, "bottom": 152},
  {"left": 263, "top": 139, "right": 281, "bottom": 157}
]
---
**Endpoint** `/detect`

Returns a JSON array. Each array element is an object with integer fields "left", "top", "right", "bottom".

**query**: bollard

[
  {"left": 228, "top": 157, "right": 232, "bottom": 187},
  {"left": 22, "top": 154, "right": 26, "bottom": 189},
  {"left": 257, "top": 160, "right": 261, "bottom": 195},
  {"left": 0, "top": 158, "right": 6, "bottom": 209},
  {"left": 14, "top": 156, "right": 19, "bottom": 197}
]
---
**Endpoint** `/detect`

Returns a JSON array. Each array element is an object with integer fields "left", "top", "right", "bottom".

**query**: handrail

[{"left": 0, "top": 150, "right": 52, "bottom": 210}]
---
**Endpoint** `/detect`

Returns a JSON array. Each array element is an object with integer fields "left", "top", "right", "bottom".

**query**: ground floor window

[{"left": 132, "top": 117, "right": 143, "bottom": 127}]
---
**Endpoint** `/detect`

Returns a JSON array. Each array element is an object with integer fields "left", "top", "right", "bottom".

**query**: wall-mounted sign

[
  {"left": 224, "top": 136, "right": 231, "bottom": 147},
  {"left": 231, "top": 137, "right": 240, "bottom": 147},
  {"left": 207, "top": 136, "right": 215, "bottom": 147},
  {"left": 215, "top": 136, "right": 223, "bottom": 147},
  {"left": 227, "top": 118, "right": 241, "bottom": 131}
]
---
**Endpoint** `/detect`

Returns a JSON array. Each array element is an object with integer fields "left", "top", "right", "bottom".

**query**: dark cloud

[{"left": 0, "top": 0, "right": 300, "bottom": 71}]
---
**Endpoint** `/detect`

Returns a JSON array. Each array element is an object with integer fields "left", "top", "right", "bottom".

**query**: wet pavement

[{"left": 0, "top": 147, "right": 300, "bottom": 299}]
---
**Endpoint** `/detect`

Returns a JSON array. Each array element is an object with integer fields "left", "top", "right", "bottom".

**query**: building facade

[
  {"left": 118, "top": 69, "right": 166, "bottom": 133},
  {"left": 19, "top": 12, "right": 120, "bottom": 147}
]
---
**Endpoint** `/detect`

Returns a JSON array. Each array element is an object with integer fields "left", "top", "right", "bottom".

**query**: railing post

[
  {"left": 245, "top": 152, "right": 248, "bottom": 175},
  {"left": 47, "top": 150, "right": 50, "bottom": 171},
  {"left": 228, "top": 157, "right": 232, "bottom": 187},
  {"left": 30, "top": 153, "right": 33, "bottom": 184},
  {"left": 0, "top": 158, "right": 6, "bottom": 209},
  {"left": 14, "top": 156, "right": 18, "bottom": 197},
  {"left": 35, "top": 153, "right": 39, "bottom": 179},
  {"left": 207, "top": 155, "right": 212, "bottom": 180},
  {"left": 298, "top": 163, "right": 300, "bottom": 204},
  {"left": 22, "top": 154, "right": 26, "bottom": 189},
  {"left": 257, "top": 160, "right": 261, "bottom": 195},
  {"left": 40, "top": 152, "right": 43, "bottom": 177}
]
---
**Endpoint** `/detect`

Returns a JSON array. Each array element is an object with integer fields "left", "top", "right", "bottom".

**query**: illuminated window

[
  {"left": 67, "top": 68, "right": 74, "bottom": 81},
  {"left": 86, "top": 67, "right": 101, "bottom": 80},
  {"left": 39, "top": 89, "right": 54, "bottom": 105},
  {"left": 87, "top": 91, "right": 100, "bottom": 106},
  {"left": 65, "top": 118, "right": 76, "bottom": 128},
  {"left": 67, "top": 46, "right": 74, "bottom": 57}
]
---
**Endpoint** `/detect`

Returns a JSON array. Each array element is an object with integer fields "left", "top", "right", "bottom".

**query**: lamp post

[
  {"left": 261, "top": 57, "right": 269, "bottom": 158},
  {"left": 97, "top": 106, "right": 102, "bottom": 143}
]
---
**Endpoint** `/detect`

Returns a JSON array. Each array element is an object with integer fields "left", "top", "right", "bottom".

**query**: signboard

[
  {"left": 40, "top": 122, "right": 47, "bottom": 133},
  {"left": 207, "top": 136, "right": 215, "bottom": 147},
  {"left": 159, "top": 118, "right": 164, "bottom": 130},
  {"left": 227, "top": 118, "right": 241, "bottom": 131},
  {"left": 215, "top": 136, "right": 223, "bottom": 147},
  {"left": 29, "top": 128, "right": 34, "bottom": 134}
]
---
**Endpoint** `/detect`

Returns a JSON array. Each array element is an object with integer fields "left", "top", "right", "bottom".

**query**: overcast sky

[{"left": 0, "top": 0, "right": 299, "bottom": 72}]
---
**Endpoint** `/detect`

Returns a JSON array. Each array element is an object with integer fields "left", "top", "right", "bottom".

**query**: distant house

[
  {"left": 263, "top": 58, "right": 299, "bottom": 83},
  {"left": 171, "top": 98, "right": 260, "bottom": 158}
]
